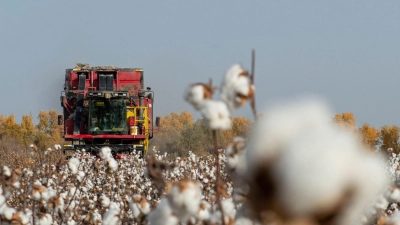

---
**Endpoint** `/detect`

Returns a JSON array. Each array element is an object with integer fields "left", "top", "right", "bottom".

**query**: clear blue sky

[{"left": 1, "top": 1, "right": 399, "bottom": 128}]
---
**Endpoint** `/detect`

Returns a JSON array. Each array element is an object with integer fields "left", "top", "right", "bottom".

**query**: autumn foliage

[
  {"left": 333, "top": 112, "right": 357, "bottom": 130},
  {"left": 332, "top": 112, "right": 400, "bottom": 154},
  {"left": 150, "top": 111, "right": 252, "bottom": 157},
  {"left": 0, "top": 110, "right": 63, "bottom": 158},
  {"left": 152, "top": 110, "right": 399, "bottom": 157}
]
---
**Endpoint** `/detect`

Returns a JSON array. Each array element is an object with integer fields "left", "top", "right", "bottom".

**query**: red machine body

[{"left": 60, "top": 64, "right": 158, "bottom": 155}]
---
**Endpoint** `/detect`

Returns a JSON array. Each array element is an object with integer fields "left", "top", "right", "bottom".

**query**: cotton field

[
  {"left": 1, "top": 62, "right": 400, "bottom": 225},
  {"left": 1, "top": 101, "right": 400, "bottom": 225},
  {"left": 0, "top": 147, "right": 232, "bottom": 225}
]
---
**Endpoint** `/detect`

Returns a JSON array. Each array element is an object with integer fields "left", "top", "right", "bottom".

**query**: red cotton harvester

[{"left": 59, "top": 63, "right": 160, "bottom": 157}]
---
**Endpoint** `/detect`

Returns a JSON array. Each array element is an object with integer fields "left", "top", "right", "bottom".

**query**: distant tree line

[
  {"left": 333, "top": 112, "right": 399, "bottom": 154},
  {"left": 150, "top": 111, "right": 252, "bottom": 157},
  {"left": 0, "top": 110, "right": 62, "bottom": 151},
  {"left": 152, "top": 111, "right": 400, "bottom": 157}
]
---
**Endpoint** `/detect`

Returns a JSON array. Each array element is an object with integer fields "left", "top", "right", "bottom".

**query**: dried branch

[{"left": 250, "top": 49, "right": 257, "bottom": 120}]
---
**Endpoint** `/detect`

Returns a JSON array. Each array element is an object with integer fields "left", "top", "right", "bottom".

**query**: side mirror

[
  {"left": 58, "top": 115, "right": 63, "bottom": 125},
  {"left": 155, "top": 116, "right": 161, "bottom": 127}
]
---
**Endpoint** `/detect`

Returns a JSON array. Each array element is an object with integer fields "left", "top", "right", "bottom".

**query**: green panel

[{"left": 89, "top": 99, "right": 127, "bottom": 134}]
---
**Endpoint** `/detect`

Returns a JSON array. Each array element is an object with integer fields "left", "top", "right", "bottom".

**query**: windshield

[{"left": 89, "top": 99, "right": 127, "bottom": 134}]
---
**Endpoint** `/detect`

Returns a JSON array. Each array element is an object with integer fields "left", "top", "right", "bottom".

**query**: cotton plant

[
  {"left": 0, "top": 142, "right": 397, "bottom": 224},
  {"left": 183, "top": 63, "right": 256, "bottom": 224},
  {"left": 185, "top": 82, "right": 231, "bottom": 130},
  {"left": 184, "top": 64, "right": 254, "bottom": 130}
]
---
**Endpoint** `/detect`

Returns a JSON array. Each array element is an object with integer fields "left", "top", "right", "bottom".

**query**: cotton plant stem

[
  {"left": 212, "top": 130, "right": 226, "bottom": 225},
  {"left": 250, "top": 49, "right": 257, "bottom": 120},
  {"left": 251, "top": 98, "right": 257, "bottom": 121}
]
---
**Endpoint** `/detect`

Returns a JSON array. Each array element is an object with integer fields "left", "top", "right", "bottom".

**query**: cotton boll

[
  {"left": 68, "top": 186, "right": 77, "bottom": 197},
  {"left": 338, "top": 152, "right": 389, "bottom": 224},
  {"left": 225, "top": 137, "right": 245, "bottom": 173},
  {"left": 54, "top": 144, "right": 62, "bottom": 151},
  {"left": 2, "top": 166, "right": 11, "bottom": 177},
  {"left": 127, "top": 196, "right": 141, "bottom": 218},
  {"left": 0, "top": 195, "right": 5, "bottom": 211},
  {"left": 68, "top": 200, "right": 76, "bottom": 211},
  {"left": 167, "top": 179, "right": 202, "bottom": 223},
  {"left": 274, "top": 129, "right": 357, "bottom": 216},
  {"left": 3, "top": 206, "right": 16, "bottom": 220},
  {"left": 221, "top": 198, "right": 236, "bottom": 221},
  {"left": 48, "top": 196, "right": 65, "bottom": 213},
  {"left": 246, "top": 98, "right": 333, "bottom": 175},
  {"left": 184, "top": 84, "right": 214, "bottom": 110},
  {"left": 385, "top": 211, "right": 400, "bottom": 225},
  {"left": 12, "top": 181, "right": 20, "bottom": 189},
  {"left": 41, "top": 187, "right": 56, "bottom": 201},
  {"left": 197, "top": 201, "right": 211, "bottom": 221},
  {"left": 225, "top": 137, "right": 248, "bottom": 188},
  {"left": 147, "top": 198, "right": 179, "bottom": 225},
  {"left": 375, "top": 194, "right": 389, "bottom": 210},
  {"left": 200, "top": 100, "right": 231, "bottom": 130},
  {"left": 102, "top": 203, "right": 120, "bottom": 225},
  {"left": 190, "top": 169, "right": 197, "bottom": 180},
  {"left": 100, "top": 147, "right": 112, "bottom": 160},
  {"left": 12, "top": 212, "right": 31, "bottom": 225},
  {"left": 31, "top": 184, "right": 47, "bottom": 201},
  {"left": 77, "top": 171, "right": 85, "bottom": 182},
  {"left": 189, "top": 151, "right": 197, "bottom": 163},
  {"left": 388, "top": 189, "right": 400, "bottom": 203},
  {"left": 91, "top": 209, "right": 102, "bottom": 224},
  {"left": 67, "top": 219, "right": 77, "bottom": 225},
  {"left": 39, "top": 213, "right": 53, "bottom": 225},
  {"left": 220, "top": 64, "right": 253, "bottom": 112},
  {"left": 106, "top": 158, "right": 118, "bottom": 173},
  {"left": 68, "top": 158, "right": 80, "bottom": 174},
  {"left": 99, "top": 194, "right": 110, "bottom": 208},
  {"left": 141, "top": 200, "right": 151, "bottom": 214},
  {"left": 128, "top": 194, "right": 150, "bottom": 217},
  {"left": 45, "top": 148, "right": 52, "bottom": 155}
]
